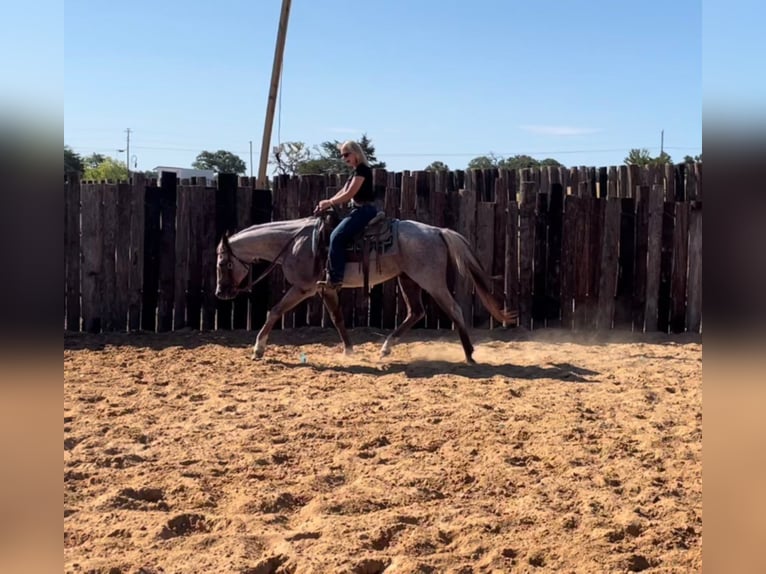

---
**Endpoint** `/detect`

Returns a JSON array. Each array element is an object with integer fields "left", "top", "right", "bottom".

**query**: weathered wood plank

[
  {"left": 614, "top": 198, "right": 636, "bottom": 329},
  {"left": 101, "top": 184, "right": 118, "bottom": 331},
  {"left": 505, "top": 199, "right": 520, "bottom": 325},
  {"left": 532, "top": 192, "right": 548, "bottom": 327},
  {"left": 560, "top": 195, "right": 577, "bottom": 329},
  {"left": 518, "top": 179, "right": 536, "bottom": 330},
  {"left": 200, "top": 179, "right": 218, "bottom": 331},
  {"left": 185, "top": 181, "right": 203, "bottom": 330},
  {"left": 456, "top": 183, "right": 477, "bottom": 327},
  {"left": 545, "top": 183, "right": 564, "bottom": 326},
  {"left": 141, "top": 182, "right": 161, "bottom": 332},
  {"left": 644, "top": 184, "right": 664, "bottom": 331},
  {"left": 81, "top": 183, "right": 103, "bottom": 333},
  {"left": 128, "top": 174, "right": 146, "bottom": 331},
  {"left": 572, "top": 194, "right": 589, "bottom": 329},
  {"left": 585, "top": 196, "right": 604, "bottom": 329},
  {"left": 686, "top": 201, "right": 702, "bottom": 333},
  {"left": 65, "top": 176, "right": 81, "bottom": 331},
  {"left": 632, "top": 186, "right": 650, "bottom": 331},
  {"left": 596, "top": 198, "right": 621, "bottom": 330},
  {"left": 670, "top": 202, "right": 689, "bottom": 333},
  {"left": 474, "top": 202, "right": 495, "bottom": 327},
  {"left": 174, "top": 181, "right": 191, "bottom": 330},
  {"left": 114, "top": 182, "right": 132, "bottom": 332},
  {"left": 657, "top": 201, "right": 676, "bottom": 332},
  {"left": 156, "top": 173, "right": 177, "bottom": 332}
]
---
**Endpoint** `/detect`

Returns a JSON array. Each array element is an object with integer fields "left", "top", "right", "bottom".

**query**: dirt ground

[{"left": 64, "top": 326, "right": 702, "bottom": 573}]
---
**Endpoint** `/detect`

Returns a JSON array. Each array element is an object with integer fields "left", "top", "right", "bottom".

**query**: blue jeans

[{"left": 328, "top": 203, "right": 378, "bottom": 283}]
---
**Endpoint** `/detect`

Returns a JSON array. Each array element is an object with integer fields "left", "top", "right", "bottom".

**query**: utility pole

[
  {"left": 249, "top": 140, "right": 253, "bottom": 178},
  {"left": 125, "top": 128, "right": 132, "bottom": 173},
  {"left": 257, "top": 0, "right": 292, "bottom": 189},
  {"left": 660, "top": 129, "right": 664, "bottom": 156}
]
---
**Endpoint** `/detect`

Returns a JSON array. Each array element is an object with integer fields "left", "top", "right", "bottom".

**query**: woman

[{"left": 314, "top": 140, "right": 378, "bottom": 290}]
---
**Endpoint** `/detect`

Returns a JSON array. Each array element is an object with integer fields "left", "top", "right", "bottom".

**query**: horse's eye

[{"left": 227, "top": 262, "right": 233, "bottom": 270}]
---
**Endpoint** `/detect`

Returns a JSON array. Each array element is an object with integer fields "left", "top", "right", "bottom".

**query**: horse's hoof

[
  {"left": 252, "top": 349, "right": 265, "bottom": 360},
  {"left": 466, "top": 357, "right": 477, "bottom": 365},
  {"left": 380, "top": 346, "right": 390, "bottom": 357},
  {"left": 343, "top": 346, "right": 354, "bottom": 356}
]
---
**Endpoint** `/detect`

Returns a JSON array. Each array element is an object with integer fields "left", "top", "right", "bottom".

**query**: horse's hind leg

[
  {"left": 427, "top": 287, "right": 475, "bottom": 364},
  {"left": 320, "top": 288, "right": 354, "bottom": 355},
  {"left": 380, "top": 275, "right": 425, "bottom": 358},
  {"left": 253, "top": 285, "right": 313, "bottom": 359}
]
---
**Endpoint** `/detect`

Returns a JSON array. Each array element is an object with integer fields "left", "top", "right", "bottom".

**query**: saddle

[{"left": 313, "top": 209, "right": 398, "bottom": 296}]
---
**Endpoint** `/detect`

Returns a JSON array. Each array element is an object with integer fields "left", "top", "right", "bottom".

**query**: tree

[
  {"left": 468, "top": 153, "right": 563, "bottom": 170},
  {"left": 425, "top": 161, "right": 450, "bottom": 171},
  {"left": 83, "top": 153, "right": 107, "bottom": 170},
  {"left": 467, "top": 155, "right": 499, "bottom": 169},
  {"left": 272, "top": 141, "right": 312, "bottom": 176},
  {"left": 290, "top": 133, "right": 386, "bottom": 175},
  {"left": 83, "top": 156, "right": 129, "bottom": 181},
  {"left": 683, "top": 153, "right": 702, "bottom": 163},
  {"left": 624, "top": 148, "right": 673, "bottom": 167},
  {"left": 65, "top": 146, "right": 84, "bottom": 174},
  {"left": 193, "top": 150, "right": 247, "bottom": 174}
]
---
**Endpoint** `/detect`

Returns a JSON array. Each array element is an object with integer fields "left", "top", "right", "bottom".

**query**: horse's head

[{"left": 215, "top": 233, "right": 250, "bottom": 300}]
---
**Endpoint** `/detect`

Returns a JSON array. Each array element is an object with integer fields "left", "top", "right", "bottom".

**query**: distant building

[{"left": 153, "top": 166, "right": 217, "bottom": 181}]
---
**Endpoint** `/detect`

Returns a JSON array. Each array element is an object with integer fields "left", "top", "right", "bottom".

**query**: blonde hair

[{"left": 339, "top": 140, "right": 369, "bottom": 166}]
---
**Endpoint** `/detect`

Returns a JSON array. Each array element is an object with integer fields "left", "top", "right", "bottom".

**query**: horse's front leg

[
  {"left": 253, "top": 285, "right": 313, "bottom": 359},
  {"left": 319, "top": 288, "right": 354, "bottom": 355}
]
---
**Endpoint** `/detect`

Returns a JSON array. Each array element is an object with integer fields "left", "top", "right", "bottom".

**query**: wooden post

[
  {"left": 613, "top": 197, "right": 636, "bottom": 329},
  {"left": 560, "top": 195, "right": 579, "bottom": 330},
  {"left": 234, "top": 178, "right": 254, "bottom": 329},
  {"left": 381, "top": 176, "right": 400, "bottom": 329},
  {"left": 250, "top": 184, "right": 273, "bottom": 330},
  {"left": 531, "top": 191, "right": 548, "bottom": 327},
  {"left": 475, "top": 201, "right": 495, "bottom": 327},
  {"left": 257, "top": 0, "right": 292, "bottom": 189},
  {"left": 657, "top": 200, "right": 676, "bottom": 332},
  {"left": 174, "top": 180, "right": 191, "bottom": 330},
  {"left": 632, "top": 186, "right": 650, "bottom": 332},
  {"left": 456, "top": 181, "right": 477, "bottom": 327}
]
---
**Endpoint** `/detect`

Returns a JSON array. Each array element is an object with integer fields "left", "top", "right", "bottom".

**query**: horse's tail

[{"left": 439, "top": 228, "right": 519, "bottom": 326}]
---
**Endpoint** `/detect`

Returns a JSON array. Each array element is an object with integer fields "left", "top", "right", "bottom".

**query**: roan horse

[{"left": 215, "top": 210, "right": 518, "bottom": 363}]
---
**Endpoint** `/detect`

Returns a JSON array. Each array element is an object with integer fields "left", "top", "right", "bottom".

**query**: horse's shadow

[{"left": 269, "top": 359, "right": 599, "bottom": 383}]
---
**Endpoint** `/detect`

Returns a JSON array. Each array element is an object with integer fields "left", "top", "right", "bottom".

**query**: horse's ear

[{"left": 221, "top": 233, "right": 230, "bottom": 248}]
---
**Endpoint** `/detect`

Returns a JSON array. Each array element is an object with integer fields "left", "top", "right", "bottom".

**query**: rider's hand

[{"left": 316, "top": 199, "right": 334, "bottom": 213}]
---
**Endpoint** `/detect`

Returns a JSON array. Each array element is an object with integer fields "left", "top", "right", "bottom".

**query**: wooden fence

[{"left": 64, "top": 163, "right": 702, "bottom": 334}]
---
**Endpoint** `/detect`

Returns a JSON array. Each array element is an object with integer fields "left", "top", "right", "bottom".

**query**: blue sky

[{"left": 64, "top": 0, "right": 703, "bottom": 173}]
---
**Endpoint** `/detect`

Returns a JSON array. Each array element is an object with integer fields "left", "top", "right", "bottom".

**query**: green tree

[
  {"left": 295, "top": 133, "right": 386, "bottom": 175},
  {"left": 624, "top": 148, "right": 673, "bottom": 166},
  {"left": 83, "top": 153, "right": 107, "bottom": 170},
  {"left": 683, "top": 153, "right": 702, "bottom": 163},
  {"left": 83, "top": 156, "right": 129, "bottom": 181},
  {"left": 425, "top": 161, "right": 450, "bottom": 171},
  {"left": 65, "top": 145, "right": 84, "bottom": 174},
  {"left": 467, "top": 155, "right": 499, "bottom": 169},
  {"left": 193, "top": 150, "right": 247, "bottom": 174}
]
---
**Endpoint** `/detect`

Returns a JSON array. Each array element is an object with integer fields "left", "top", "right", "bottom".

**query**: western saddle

[{"left": 314, "top": 209, "right": 397, "bottom": 296}]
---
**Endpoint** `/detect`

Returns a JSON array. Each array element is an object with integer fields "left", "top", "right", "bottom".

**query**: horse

[{"left": 215, "top": 210, "right": 518, "bottom": 363}]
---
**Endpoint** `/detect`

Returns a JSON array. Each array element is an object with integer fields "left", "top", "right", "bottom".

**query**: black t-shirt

[{"left": 350, "top": 163, "right": 374, "bottom": 203}]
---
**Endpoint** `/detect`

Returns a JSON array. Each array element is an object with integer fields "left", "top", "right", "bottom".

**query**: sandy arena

[{"left": 64, "top": 327, "right": 701, "bottom": 573}]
